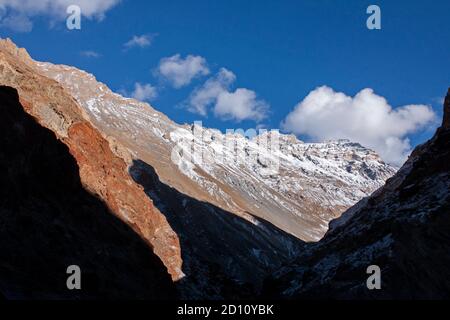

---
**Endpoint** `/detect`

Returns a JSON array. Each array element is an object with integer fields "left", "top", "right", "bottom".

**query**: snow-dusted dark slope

[{"left": 264, "top": 89, "right": 450, "bottom": 299}]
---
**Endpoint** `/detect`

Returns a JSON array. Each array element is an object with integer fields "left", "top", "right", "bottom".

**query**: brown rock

[
  {"left": 0, "top": 85, "right": 176, "bottom": 299},
  {"left": 0, "top": 39, "right": 183, "bottom": 281}
]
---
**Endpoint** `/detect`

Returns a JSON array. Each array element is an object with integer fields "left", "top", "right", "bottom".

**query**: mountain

[
  {"left": 0, "top": 85, "right": 175, "bottom": 299},
  {"left": 263, "top": 89, "right": 450, "bottom": 299},
  {"left": 0, "top": 38, "right": 397, "bottom": 298},
  {"left": 34, "top": 59, "right": 396, "bottom": 243}
]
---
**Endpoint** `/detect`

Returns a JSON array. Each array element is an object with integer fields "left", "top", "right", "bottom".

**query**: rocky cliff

[
  {"left": 0, "top": 38, "right": 183, "bottom": 282},
  {"left": 0, "top": 85, "right": 175, "bottom": 299}
]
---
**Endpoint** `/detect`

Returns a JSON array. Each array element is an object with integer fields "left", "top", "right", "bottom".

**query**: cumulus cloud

[
  {"left": 157, "top": 54, "right": 210, "bottom": 88},
  {"left": 188, "top": 68, "right": 236, "bottom": 116},
  {"left": 282, "top": 86, "right": 436, "bottom": 166},
  {"left": 187, "top": 68, "right": 269, "bottom": 122},
  {"left": 124, "top": 34, "right": 154, "bottom": 49},
  {"left": 130, "top": 82, "right": 157, "bottom": 102},
  {"left": 0, "top": 0, "right": 120, "bottom": 32},
  {"left": 214, "top": 89, "right": 269, "bottom": 122}
]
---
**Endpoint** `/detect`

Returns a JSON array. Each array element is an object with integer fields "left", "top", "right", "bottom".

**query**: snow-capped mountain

[{"left": 35, "top": 61, "right": 396, "bottom": 242}]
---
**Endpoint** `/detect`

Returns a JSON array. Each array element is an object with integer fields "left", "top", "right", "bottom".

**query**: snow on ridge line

[
  {"left": 35, "top": 61, "right": 390, "bottom": 157},
  {"left": 34, "top": 58, "right": 398, "bottom": 241}
]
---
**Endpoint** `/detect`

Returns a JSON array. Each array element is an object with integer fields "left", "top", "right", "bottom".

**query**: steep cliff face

[
  {"left": 0, "top": 39, "right": 183, "bottom": 281},
  {"left": 264, "top": 89, "right": 450, "bottom": 299},
  {"left": 0, "top": 86, "right": 175, "bottom": 299}
]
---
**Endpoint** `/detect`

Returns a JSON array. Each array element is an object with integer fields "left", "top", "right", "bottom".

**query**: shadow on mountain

[
  {"left": 0, "top": 86, "right": 175, "bottom": 299},
  {"left": 129, "top": 159, "right": 305, "bottom": 299}
]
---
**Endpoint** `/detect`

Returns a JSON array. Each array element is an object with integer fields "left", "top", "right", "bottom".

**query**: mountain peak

[{"left": 0, "top": 38, "right": 33, "bottom": 65}]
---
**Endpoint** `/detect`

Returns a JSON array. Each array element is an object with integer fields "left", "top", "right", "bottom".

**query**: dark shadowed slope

[
  {"left": 264, "top": 88, "right": 450, "bottom": 299},
  {"left": 0, "top": 86, "right": 175, "bottom": 299},
  {"left": 130, "top": 160, "right": 304, "bottom": 299}
]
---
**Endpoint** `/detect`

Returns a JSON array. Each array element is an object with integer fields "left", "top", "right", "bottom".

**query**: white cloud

[
  {"left": 282, "top": 86, "right": 437, "bottom": 166},
  {"left": 0, "top": 0, "right": 120, "bottom": 31},
  {"left": 187, "top": 68, "right": 269, "bottom": 122},
  {"left": 80, "top": 50, "right": 101, "bottom": 58},
  {"left": 214, "top": 88, "right": 269, "bottom": 122},
  {"left": 130, "top": 82, "right": 157, "bottom": 102},
  {"left": 188, "top": 68, "right": 236, "bottom": 116},
  {"left": 157, "top": 54, "right": 210, "bottom": 88},
  {"left": 124, "top": 34, "right": 154, "bottom": 49}
]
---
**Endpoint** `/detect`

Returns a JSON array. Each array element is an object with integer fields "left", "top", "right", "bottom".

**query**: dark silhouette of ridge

[{"left": 0, "top": 86, "right": 176, "bottom": 299}]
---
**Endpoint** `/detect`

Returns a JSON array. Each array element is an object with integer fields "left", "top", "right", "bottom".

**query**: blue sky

[{"left": 0, "top": 0, "right": 449, "bottom": 165}]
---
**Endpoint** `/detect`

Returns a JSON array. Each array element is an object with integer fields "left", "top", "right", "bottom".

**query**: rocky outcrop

[
  {"left": 0, "top": 39, "right": 183, "bottom": 281},
  {"left": 263, "top": 89, "right": 450, "bottom": 299},
  {"left": 0, "top": 86, "right": 175, "bottom": 299}
]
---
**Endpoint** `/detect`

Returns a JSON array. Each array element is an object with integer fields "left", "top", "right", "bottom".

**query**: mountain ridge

[{"left": 11, "top": 38, "right": 397, "bottom": 242}]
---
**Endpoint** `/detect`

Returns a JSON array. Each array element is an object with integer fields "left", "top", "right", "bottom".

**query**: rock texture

[
  {"left": 0, "top": 85, "right": 175, "bottom": 299},
  {"left": 264, "top": 89, "right": 450, "bottom": 299},
  {"left": 0, "top": 38, "right": 182, "bottom": 281}
]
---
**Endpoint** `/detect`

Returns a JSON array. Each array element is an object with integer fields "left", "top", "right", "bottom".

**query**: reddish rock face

[
  {"left": 0, "top": 85, "right": 176, "bottom": 299},
  {"left": 65, "top": 121, "right": 183, "bottom": 280},
  {"left": 0, "top": 40, "right": 183, "bottom": 281}
]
